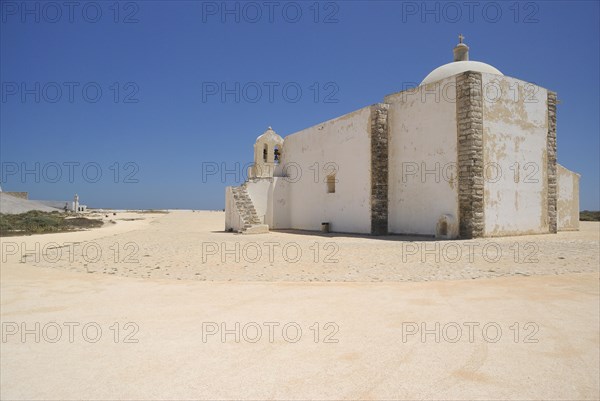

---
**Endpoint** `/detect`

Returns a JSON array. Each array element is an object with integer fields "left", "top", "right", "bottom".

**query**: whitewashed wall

[
  {"left": 245, "top": 177, "right": 291, "bottom": 229},
  {"left": 481, "top": 74, "right": 548, "bottom": 236},
  {"left": 557, "top": 164, "right": 580, "bottom": 231},
  {"left": 245, "top": 179, "right": 271, "bottom": 224},
  {"left": 277, "top": 106, "right": 373, "bottom": 233},
  {"left": 224, "top": 186, "right": 242, "bottom": 232},
  {"left": 385, "top": 76, "right": 459, "bottom": 236}
]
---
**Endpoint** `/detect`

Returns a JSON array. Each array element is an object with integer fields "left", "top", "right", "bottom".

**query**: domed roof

[
  {"left": 420, "top": 35, "right": 503, "bottom": 86},
  {"left": 421, "top": 60, "right": 503, "bottom": 86},
  {"left": 256, "top": 127, "right": 283, "bottom": 143}
]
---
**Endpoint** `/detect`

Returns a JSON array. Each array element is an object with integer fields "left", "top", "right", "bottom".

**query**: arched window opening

[
  {"left": 263, "top": 144, "right": 268, "bottom": 162},
  {"left": 274, "top": 146, "right": 281, "bottom": 165}
]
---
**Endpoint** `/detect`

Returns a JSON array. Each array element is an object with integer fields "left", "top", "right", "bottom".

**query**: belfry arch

[{"left": 250, "top": 127, "right": 284, "bottom": 178}]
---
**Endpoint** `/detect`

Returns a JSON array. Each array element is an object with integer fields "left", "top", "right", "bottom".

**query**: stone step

[
  {"left": 242, "top": 224, "right": 269, "bottom": 235},
  {"left": 232, "top": 184, "right": 266, "bottom": 232}
]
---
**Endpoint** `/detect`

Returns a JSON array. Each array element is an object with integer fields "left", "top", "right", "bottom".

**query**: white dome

[
  {"left": 420, "top": 60, "right": 503, "bottom": 86},
  {"left": 255, "top": 127, "right": 283, "bottom": 144}
]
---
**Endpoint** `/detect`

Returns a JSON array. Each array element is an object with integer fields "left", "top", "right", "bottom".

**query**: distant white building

[
  {"left": 72, "top": 194, "right": 87, "bottom": 212},
  {"left": 226, "top": 37, "right": 580, "bottom": 237}
]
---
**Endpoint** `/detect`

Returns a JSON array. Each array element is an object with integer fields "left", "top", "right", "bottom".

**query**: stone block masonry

[
  {"left": 370, "top": 103, "right": 389, "bottom": 235},
  {"left": 547, "top": 91, "right": 558, "bottom": 233},
  {"left": 456, "top": 71, "right": 484, "bottom": 238}
]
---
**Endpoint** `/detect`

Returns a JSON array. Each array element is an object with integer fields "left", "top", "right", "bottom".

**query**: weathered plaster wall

[
  {"left": 385, "top": 76, "right": 459, "bottom": 236},
  {"left": 481, "top": 74, "right": 549, "bottom": 236},
  {"left": 224, "top": 186, "right": 242, "bottom": 232},
  {"left": 279, "top": 106, "right": 373, "bottom": 233},
  {"left": 557, "top": 164, "right": 580, "bottom": 231}
]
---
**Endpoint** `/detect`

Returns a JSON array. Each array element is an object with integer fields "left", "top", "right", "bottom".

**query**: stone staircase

[{"left": 231, "top": 184, "right": 268, "bottom": 234}]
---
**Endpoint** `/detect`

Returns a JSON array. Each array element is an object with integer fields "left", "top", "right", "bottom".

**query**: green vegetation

[
  {"left": 580, "top": 210, "right": 600, "bottom": 221},
  {"left": 0, "top": 211, "right": 103, "bottom": 236}
]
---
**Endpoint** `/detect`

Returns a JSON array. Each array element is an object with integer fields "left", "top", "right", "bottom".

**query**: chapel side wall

[
  {"left": 384, "top": 76, "right": 459, "bottom": 236},
  {"left": 557, "top": 164, "right": 580, "bottom": 231},
  {"left": 481, "top": 74, "right": 549, "bottom": 236},
  {"left": 281, "top": 106, "right": 372, "bottom": 233}
]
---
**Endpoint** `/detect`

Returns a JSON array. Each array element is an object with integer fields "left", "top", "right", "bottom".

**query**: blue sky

[{"left": 1, "top": 0, "right": 598, "bottom": 210}]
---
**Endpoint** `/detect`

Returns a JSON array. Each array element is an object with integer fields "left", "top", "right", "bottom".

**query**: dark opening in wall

[
  {"left": 274, "top": 146, "right": 281, "bottom": 164},
  {"left": 327, "top": 174, "right": 336, "bottom": 193}
]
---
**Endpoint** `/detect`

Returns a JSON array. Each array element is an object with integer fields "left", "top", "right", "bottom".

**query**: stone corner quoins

[
  {"left": 370, "top": 103, "right": 390, "bottom": 236},
  {"left": 547, "top": 91, "right": 558, "bottom": 234},
  {"left": 456, "top": 71, "right": 484, "bottom": 239}
]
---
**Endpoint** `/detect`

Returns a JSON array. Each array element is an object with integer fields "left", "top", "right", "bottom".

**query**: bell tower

[{"left": 250, "top": 127, "right": 284, "bottom": 178}]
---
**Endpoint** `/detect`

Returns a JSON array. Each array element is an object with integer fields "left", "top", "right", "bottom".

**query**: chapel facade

[{"left": 225, "top": 37, "right": 580, "bottom": 238}]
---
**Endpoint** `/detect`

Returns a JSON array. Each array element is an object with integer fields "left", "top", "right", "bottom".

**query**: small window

[
  {"left": 262, "top": 144, "right": 268, "bottom": 162},
  {"left": 327, "top": 174, "right": 336, "bottom": 193}
]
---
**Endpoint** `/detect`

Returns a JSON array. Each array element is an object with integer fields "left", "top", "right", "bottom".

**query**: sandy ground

[
  {"left": 2, "top": 210, "right": 598, "bottom": 282},
  {"left": 1, "top": 211, "right": 599, "bottom": 400}
]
